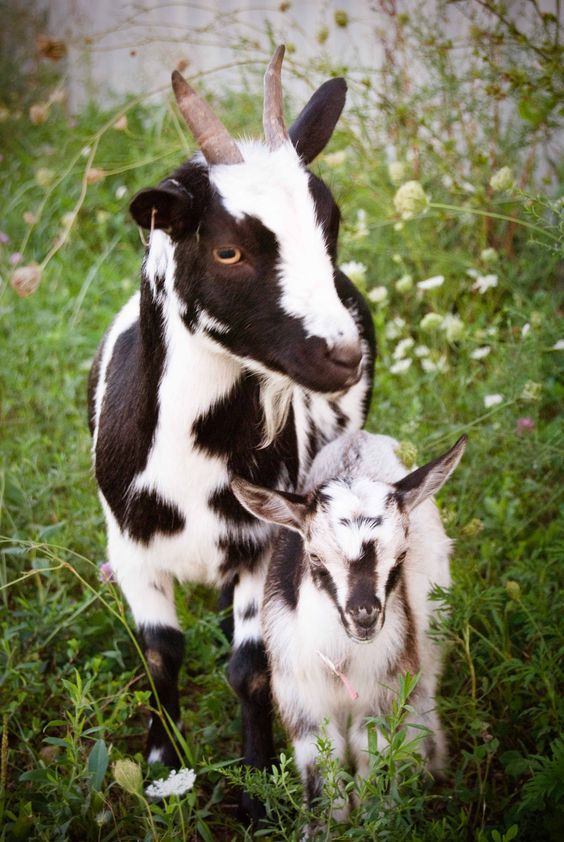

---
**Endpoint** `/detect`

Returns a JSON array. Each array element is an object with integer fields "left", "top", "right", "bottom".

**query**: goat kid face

[
  {"left": 130, "top": 57, "right": 362, "bottom": 394},
  {"left": 232, "top": 435, "right": 467, "bottom": 642}
]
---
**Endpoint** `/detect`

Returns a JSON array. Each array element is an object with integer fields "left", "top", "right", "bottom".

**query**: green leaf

[{"left": 87, "top": 739, "right": 109, "bottom": 791}]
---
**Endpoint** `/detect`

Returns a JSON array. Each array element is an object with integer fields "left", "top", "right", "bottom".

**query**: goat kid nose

[
  {"left": 326, "top": 341, "right": 363, "bottom": 374},
  {"left": 348, "top": 602, "right": 380, "bottom": 629}
]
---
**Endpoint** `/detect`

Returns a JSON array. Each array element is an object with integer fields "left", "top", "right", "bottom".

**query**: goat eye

[
  {"left": 309, "top": 552, "right": 322, "bottom": 565},
  {"left": 397, "top": 550, "right": 407, "bottom": 564},
  {"left": 213, "top": 246, "right": 242, "bottom": 265}
]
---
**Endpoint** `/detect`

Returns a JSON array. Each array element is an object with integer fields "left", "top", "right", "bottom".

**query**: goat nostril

[
  {"left": 327, "top": 342, "right": 363, "bottom": 371},
  {"left": 349, "top": 604, "right": 380, "bottom": 628}
]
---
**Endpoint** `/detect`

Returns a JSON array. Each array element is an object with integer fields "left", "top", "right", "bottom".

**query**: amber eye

[{"left": 213, "top": 246, "right": 242, "bottom": 265}]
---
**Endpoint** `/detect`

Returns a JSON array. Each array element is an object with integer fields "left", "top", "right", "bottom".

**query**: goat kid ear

[
  {"left": 129, "top": 184, "right": 194, "bottom": 235},
  {"left": 231, "top": 477, "right": 307, "bottom": 533},
  {"left": 393, "top": 435, "right": 468, "bottom": 512},
  {"left": 289, "top": 77, "right": 347, "bottom": 165}
]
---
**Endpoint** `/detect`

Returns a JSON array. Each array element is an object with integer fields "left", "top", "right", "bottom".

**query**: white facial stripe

[{"left": 210, "top": 140, "right": 359, "bottom": 347}]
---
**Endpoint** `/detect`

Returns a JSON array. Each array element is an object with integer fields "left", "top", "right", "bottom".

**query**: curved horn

[
  {"left": 171, "top": 70, "right": 243, "bottom": 166},
  {"left": 263, "top": 45, "right": 288, "bottom": 149}
]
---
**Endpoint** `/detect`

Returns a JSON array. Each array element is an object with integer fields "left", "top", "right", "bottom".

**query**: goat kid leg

[
  {"left": 228, "top": 567, "right": 273, "bottom": 822},
  {"left": 119, "top": 568, "right": 184, "bottom": 768}
]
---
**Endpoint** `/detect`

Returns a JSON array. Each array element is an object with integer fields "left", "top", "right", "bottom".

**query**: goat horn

[
  {"left": 263, "top": 45, "right": 288, "bottom": 149},
  {"left": 171, "top": 70, "right": 244, "bottom": 166}
]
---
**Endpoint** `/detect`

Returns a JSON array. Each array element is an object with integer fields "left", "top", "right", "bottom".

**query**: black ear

[
  {"left": 289, "top": 77, "right": 347, "bottom": 164},
  {"left": 394, "top": 435, "right": 467, "bottom": 512},
  {"left": 129, "top": 183, "right": 194, "bottom": 234}
]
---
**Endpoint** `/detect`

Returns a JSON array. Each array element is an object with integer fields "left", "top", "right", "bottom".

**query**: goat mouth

[{"left": 347, "top": 627, "right": 378, "bottom": 643}]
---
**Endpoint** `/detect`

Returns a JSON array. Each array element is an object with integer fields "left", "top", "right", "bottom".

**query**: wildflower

[
  {"left": 395, "top": 274, "right": 413, "bottom": 293},
  {"left": 0, "top": 231, "right": 9, "bottom": 243},
  {"left": 324, "top": 149, "right": 347, "bottom": 168},
  {"left": 113, "top": 115, "right": 128, "bottom": 131},
  {"left": 340, "top": 261, "right": 367, "bottom": 286},
  {"left": 385, "top": 316, "right": 406, "bottom": 340},
  {"left": 99, "top": 562, "right": 115, "bottom": 583},
  {"left": 414, "top": 344, "right": 430, "bottom": 358},
  {"left": 9, "top": 252, "right": 23, "bottom": 265},
  {"left": 80, "top": 145, "right": 92, "bottom": 158},
  {"left": 393, "top": 221, "right": 404, "bottom": 232},
  {"left": 29, "top": 103, "right": 50, "bottom": 124},
  {"left": 490, "top": 166, "right": 513, "bottom": 192},
  {"left": 35, "top": 168, "right": 54, "bottom": 188},
  {"left": 421, "top": 355, "right": 448, "bottom": 373},
  {"left": 395, "top": 440, "right": 417, "bottom": 468},
  {"left": 516, "top": 416, "right": 535, "bottom": 434},
  {"left": 368, "top": 286, "right": 388, "bottom": 304},
  {"left": 521, "top": 380, "right": 541, "bottom": 402},
  {"left": 393, "top": 180, "right": 429, "bottom": 219},
  {"left": 461, "top": 518, "right": 484, "bottom": 537},
  {"left": 388, "top": 160, "right": 406, "bottom": 185},
  {"left": 393, "top": 337, "right": 414, "bottom": 359},
  {"left": 505, "top": 580, "right": 521, "bottom": 601},
  {"left": 390, "top": 358, "right": 412, "bottom": 374},
  {"left": 472, "top": 273, "right": 498, "bottom": 294},
  {"left": 460, "top": 180, "right": 476, "bottom": 193},
  {"left": 352, "top": 208, "right": 368, "bottom": 238},
  {"left": 23, "top": 211, "right": 38, "bottom": 225},
  {"left": 480, "top": 247, "right": 498, "bottom": 264},
  {"left": 441, "top": 174, "right": 453, "bottom": 189},
  {"left": 417, "top": 274, "right": 444, "bottom": 291},
  {"left": 521, "top": 323, "right": 530, "bottom": 339},
  {"left": 86, "top": 168, "right": 107, "bottom": 185},
  {"left": 470, "top": 346, "right": 491, "bottom": 360},
  {"left": 552, "top": 339, "right": 564, "bottom": 350},
  {"left": 484, "top": 394, "right": 503, "bottom": 408},
  {"left": 113, "top": 759, "right": 143, "bottom": 796},
  {"left": 145, "top": 768, "right": 196, "bottom": 799},
  {"left": 115, "top": 185, "right": 127, "bottom": 200},
  {"left": 392, "top": 253, "right": 402, "bottom": 264},
  {"left": 420, "top": 312, "right": 443, "bottom": 332},
  {"left": 10, "top": 263, "right": 42, "bottom": 297},
  {"left": 441, "top": 314, "right": 464, "bottom": 342}
]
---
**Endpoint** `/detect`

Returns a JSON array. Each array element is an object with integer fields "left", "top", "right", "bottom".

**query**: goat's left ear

[
  {"left": 393, "top": 435, "right": 467, "bottom": 512},
  {"left": 289, "top": 77, "right": 347, "bottom": 165},
  {"left": 231, "top": 477, "right": 308, "bottom": 534},
  {"left": 129, "top": 181, "right": 194, "bottom": 235}
]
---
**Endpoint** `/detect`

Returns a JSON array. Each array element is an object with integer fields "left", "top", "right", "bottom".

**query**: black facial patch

[
  {"left": 346, "top": 541, "right": 379, "bottom": 614},
  {"left": 385, "top": 563, "right": 403, "bottom": 598},
  {"left": 307, "top": 173, "right": 340, "bottom": 261}
]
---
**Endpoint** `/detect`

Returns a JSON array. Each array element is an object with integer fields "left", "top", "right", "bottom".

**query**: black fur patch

[
  {"left": 228, "top": 640, "right": 274, "bottom": 776},
  {"left": 124, "top": 489, "right": 185, "bottom": 542},
  {"left": 264, "top": 530, "right": 305, "bottom": 611}
]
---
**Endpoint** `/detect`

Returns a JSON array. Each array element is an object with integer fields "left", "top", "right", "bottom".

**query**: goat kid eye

[
  {"left": 397, "top": 550, "right": 407, "bottom": 564},
  {"left": 213, "top": 246, "right": 242, "bottom": 265}
]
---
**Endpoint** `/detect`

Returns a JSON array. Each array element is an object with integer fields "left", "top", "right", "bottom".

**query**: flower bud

[
  {"left": 420, "top": 312, "right": 443, "bottom": 332},
  {"left": 489, "top": 166, "right": 513, "bottom": 192},
  {"left": 505, "top": 580, "right": 521, "bottom": 601},
  {"left": 395, "top": 274, "right": 413, "bottom": 293},
  {"left": 29, "top": 103, "right": 50, "bottom": 125},
  {"left": 10, "top": 263, "right": 42, "bottom": 297},
  {"left": 395, "top": 441, "right": 418, "bottom": 469},
  {"left": 393, "top": 181, "right": 429, "bottom": 219},
  {"left": 113, "top": 759, "right": 143, "bottom": 795}
]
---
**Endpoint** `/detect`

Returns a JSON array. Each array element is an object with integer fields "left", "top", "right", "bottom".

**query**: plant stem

[{"left": 429, "top": 202, "right": 559, "bottom": 242}]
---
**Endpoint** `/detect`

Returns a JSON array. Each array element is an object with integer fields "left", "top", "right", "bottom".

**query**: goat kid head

[
  {"left": 232, "top": 435, "right": 467, "bottom": 642},
  {"left": 129, "top": 46, "right": 362, "bottom": 394}
]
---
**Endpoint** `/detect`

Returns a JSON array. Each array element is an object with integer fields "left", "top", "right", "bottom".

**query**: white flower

[
  {"left": 388, "top": 160, "right": 406, "bottom": 185},
  {"left": 480, "top": 247, "right": 498, "bottom": 264},
  {"left": 470, "top": 346, "right": 491, "bottom": 360},
  {"left": 490, "top": 166, "right": 513, "bottom": 192},
  {"left": 324, "top": 149, "right": 347, "bottom": 168},
  {"left": 461, "top": 180, "right": 476, "bottom": 193},
  {"left": 417, "top": 274, "right": 444, "bottom": 291},
  {"left": 352, "top": 208, "right": 368, "bottom": 239},
  {"left": 421, "top": 355, "right": 448, "bottom": 373},
  {"left": 420, "top": 312, "right": 443, "bottom": 332},
  {"left": 385, "top": 316, "right": 406, "bottom": 340},
  {"left": 466, "top": 268, "right": 479, "bottom": 279},
  {"left": 115, "top": 185, "right": 127, "bottom": 200},
  {"left": 390, "top": 358, "right": 412, "bottom": 374},
  {"left": 484, "top": 394, "right": 503, "bottom": 408},
  {"left": 145, "top": 768, "right": 196, "bottom": 799},
  {"left": 552, "top": 339, "right": 564, "bottom": 350},
  {"left": 340, "top": 261, "right": 367, "bottom": 285},
  {"left": 441, "top": 174, "right": 453, "bottom": 189},
  {"left": 81, "top": 145, "right": 92, "bottom": 158},
  {"left": 441, "top": 314, "right": 464, "bottom": 341},
  {"left": 395, "top": 274, "right": 413, "bottom": 293},
  {"left": 393, "top": 337, "right": 414, "bottom": 359},
  {"left": 521, "top": 323, "right": 530, "bottom": 339},
  {"left": 368, "top": 285, "right": 388, "bottom": 303},
  {"left": 414, "top": 344, "right": 430, "bottom": 358},
  {"left": 393, "top": 180, "right": 429, "bottom": 219},
  {"left": 472, "top": 273, "right": 498, "bottom": 294}
]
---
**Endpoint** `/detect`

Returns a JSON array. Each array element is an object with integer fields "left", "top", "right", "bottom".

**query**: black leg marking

[
  {"left": 218, "top": 580, "right": 236, "bottom": 645},
  {"left": 228, "top": 640, "right": 274, "bottom": 823},
  {"left": 139, "top": 625, "right": 185, "bottom": 768}
]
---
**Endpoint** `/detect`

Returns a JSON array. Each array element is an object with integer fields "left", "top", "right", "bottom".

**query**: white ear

[
  {"left": 394, "top": 435, "right": 467, "bottom": 511},
  {"left": 231, "top": 477, "right": 307, "bottom": 533}
]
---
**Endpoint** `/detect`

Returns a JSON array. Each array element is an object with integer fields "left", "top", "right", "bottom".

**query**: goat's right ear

[
  {"left": 231, "top": 477, "right": 307, "bottom": 534},
  {"left": 129, "top": 184, "right": 194, "bottom": 234}
]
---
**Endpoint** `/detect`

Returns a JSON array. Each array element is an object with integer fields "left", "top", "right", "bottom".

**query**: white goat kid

[{"left": 232, "top": 430, "right": 467, "bottom": 818}]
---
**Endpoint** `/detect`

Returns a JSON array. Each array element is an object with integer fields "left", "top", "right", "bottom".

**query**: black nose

[
  {"left": 348, "top": 602, "right": 380, "bottom": 629},
  {"left": 326, "top": 342, "right": 363, "bottom": 373}
]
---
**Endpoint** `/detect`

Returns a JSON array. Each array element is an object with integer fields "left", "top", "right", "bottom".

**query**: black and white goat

[
  {"left": 232, "top": 431, "right": 466, "bottom": 817},
  {"left": 88, "top": 47, "right": 375, "bottom": 815}
]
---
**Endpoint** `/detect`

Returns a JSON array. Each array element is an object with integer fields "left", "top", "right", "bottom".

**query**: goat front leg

[
  {"left": 119, "top": 567, "right": 185, "bottom": 768},
  {"left": 292, "top": 722, "right": 348, "bottom": 828},
  {"left": 227, "top": 566, "right": 274, "bottom": 822}
]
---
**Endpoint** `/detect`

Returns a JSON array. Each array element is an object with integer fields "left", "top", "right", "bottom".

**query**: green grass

[{"left": 1, "top": 15, "right": 563, "bottom": 839}]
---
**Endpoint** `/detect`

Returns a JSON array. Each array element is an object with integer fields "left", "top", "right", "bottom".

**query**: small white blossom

[
  {"left": 470, "top": 346, "right": 491, "bottom": 360},
  {"left": 480, "top": 247, "right": 498, "bottom": 264},
  {"left": 352, "top": 208, "right": 368, "bottom": 239},
  {"left": 324, "top": 149, "right": 347, "bottom": 168},
  {"left": 388, "top": 160, "right": 406, "bottom": 185},
  {"left": 420, "top": 312, "right": 443, "bottom": 332},
  {"left": 385, "top": 316, "right": 406, "bottom": 340},
  {"left": 81, "top": 145, "right": 92, "bottom": 158},
  {"left": 115, "top": 185, "right": 127, "bottom": 200},
  {"left": 395, "top": 274, "right": 413, "bottom": 293},
  {"left": 414, "top": 344, "right": 430, "bottom": 358},
  {"left": 461, "top": 180, "right": 476, "bottom": 193},
  {"left": 393, "top": 337, "right": 415, "bottom": 359},
  {"left": 521, "top": 323, "right": 530, "bottom": 339},
  {"left": 340, "top": 261, "right": 367, "bottom": 286},
  {"left": 441, "top": 314, "right": 464, "bottom": 341},
  {"left": 466, "top": 268, "right": 479, "bottom": 279},
  {"left": 484, "top": 394, "right": 503, "bottom": 408},
  {"left": 472, "top": 273, "right": 498, "bottom": 294},
  {"left": 490, "top": 166, "right": 513, "bottom": 192},
  {"left": 368, "top": 285, "right": 388, "bottom": 304},
  {"left": 145, "top": 768, "right": 196, "bottom": 799},
  {"left": 552, "top": 339, "right": 564, "bottom": 350},
  {"left": 417, "top": 274, "right": 444, "bottom": 291},
  {"left": 393, "top": 180, "right": 430, "bottom": 219},
  {"left": 442, "top": 174, "right": 453, "bottom": 189},
  {"left": 390, "top": 358, "right": 412, "bottom": 374},
  {"left": 421, "top": 355, "right": 448, "bottom": 373}
]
